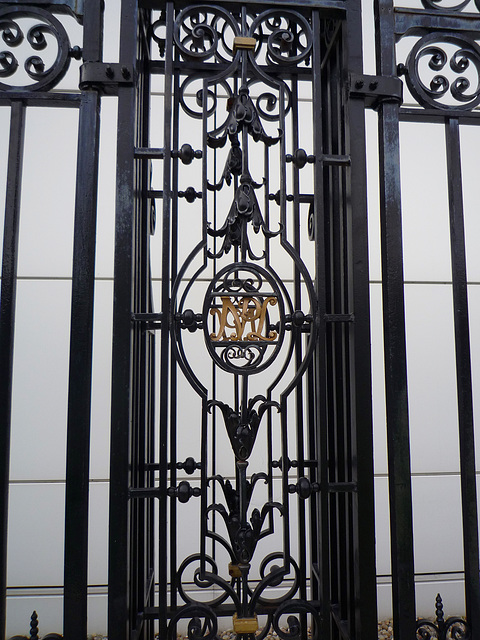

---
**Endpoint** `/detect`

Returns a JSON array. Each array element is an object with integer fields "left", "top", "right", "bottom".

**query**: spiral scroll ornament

[
  {"left": 404, "top": 33, "right": 480, "bottom": 111},
  {"left": 249, "top": 10, "right": 313, "bottom": 67},
  {"left": 272, "top": 599, "right": 320, "bottom": 640},
  {"left": 167, "top": 603, "right": 219, "bottom": 640},
  {"left": 0, "top": 7, "right": 73, "bottom": 92},
  {"left": 173, "top": 5, "right": 239, "bottom": 63}
]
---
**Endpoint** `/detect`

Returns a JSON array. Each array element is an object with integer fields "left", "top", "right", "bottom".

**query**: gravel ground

[{"left": 89, "top": 620, "right": 394, "bottom": 640}]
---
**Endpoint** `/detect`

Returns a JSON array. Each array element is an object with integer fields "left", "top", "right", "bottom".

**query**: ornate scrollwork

[
  {"left": 176, "top": 554, "right": 236, "bottom": 608},
  {"left": 403, "top": 32, "right": 480, "bottom": 111},
  {"left": 179, "top": 74, "right": 233, "bottom": 120},
  {"left": 246, "top": 79, "right": 292, "bottom": 122},
  {"left": 272, "top": 599, "right": 320, "bottom": 640},
  {"left": 252, "top": 553, "right": 300, "bottom": 606},
  {"left": 249, "top": 9, "right": 313, "bottom": 67},
  {"left": 173, "top": 5, "right": 239, "bottom": 63},
  {"left": 203, "top": 264, "right": 284, "bottom": 373},
  {"left": 167, "top": 603, "right": 219, "bottom": 640},
  {"left": 0, "top": 7, "right": 73, "bottom": 92}
]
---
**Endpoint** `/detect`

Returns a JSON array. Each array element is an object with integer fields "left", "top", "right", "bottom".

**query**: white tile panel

[
  {"left": 94, "top": 97, "right": 118, "bottom": 279},
  {"left": 374, "top": 476, "right": 392, "bottom": 577},
  {"left": 17, "top": 108, "right": 78, "bottom": 279},
  {"left": 10, "top": 279, "right": 71, "bottom": 481},
  {"left": 89, "top": 280, "right": 113, "bottom": 480},
  {"left": 412, "top": 474, "right": 464, "bottom": 575},
  {"left": 400, "top": 122, "right": 451, "bottom": 283},
  {"left": 460, "top": 126, "right": 480, "bottom": 284},
  {"left": 405, "top": 284, "right": 460, "bottom": 474},
  {"left": 468, "top": 285, "right": 480, "bottom": 469},
  {"left": 370, "top": 283, "right": 388, "bottom": 475},
  {"left": 366, "top": 109, "right": 382, "bottom": 282},
  {"left": 7, "top": 483, "right": 65, "bottom": 587},
  {"left": 88, "top": 482, "right": 109, "bottom": 586}
]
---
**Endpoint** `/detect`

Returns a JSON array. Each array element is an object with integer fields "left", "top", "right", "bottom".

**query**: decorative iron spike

[
  {"left": 29, "top": 612, "right": 39, "bottom": 640},
  {"left": 415, "top": 593, "right": 471, "bottom": 640},
  {"left": 435, "top": 593, "right": 445, "bottom": 629}
]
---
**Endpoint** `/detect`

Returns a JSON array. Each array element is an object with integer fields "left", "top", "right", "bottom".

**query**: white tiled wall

[{"left": 2, "top": 1, "right": 479, "bottom": 636}]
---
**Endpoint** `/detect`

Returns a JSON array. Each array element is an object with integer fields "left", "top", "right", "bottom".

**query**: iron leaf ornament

[{"left": 207, "top": 396, "right": 280, "bottom": 460}]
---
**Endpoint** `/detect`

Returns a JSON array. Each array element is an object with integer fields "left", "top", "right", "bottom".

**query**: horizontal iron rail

[
  {"left": 142, "top": 600, "right": 322, "bottom": 621},
  {"left": 0, "top": 94, "right": 81, "bottom": 107}
]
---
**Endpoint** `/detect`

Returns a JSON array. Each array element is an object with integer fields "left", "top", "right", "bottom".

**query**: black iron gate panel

[
  {"left": 375, "top": 0, "right": 480, "bottom": 638},
  {"left": 0, "top": 2, "right": 103, "bottom": 639},
  {"left": 108, "top": 2, "right": 377, "bottom": 639}
]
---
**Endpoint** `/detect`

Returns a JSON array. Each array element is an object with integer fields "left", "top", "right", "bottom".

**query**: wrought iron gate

[
  {"left": 0, "top": 1, "right": 479, "bottom": 640},
  {"left": 107, "top": 2, "right": 376, "bottom": 639}
]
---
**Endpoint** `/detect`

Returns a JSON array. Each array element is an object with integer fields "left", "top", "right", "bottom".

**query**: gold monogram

[{"left": 210, "top": 296, "right": 278, "bottom": 342}]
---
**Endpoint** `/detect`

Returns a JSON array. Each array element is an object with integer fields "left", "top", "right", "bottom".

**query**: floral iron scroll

[{"left": 158, "top": 4, "right": 321, "bottom": 639}]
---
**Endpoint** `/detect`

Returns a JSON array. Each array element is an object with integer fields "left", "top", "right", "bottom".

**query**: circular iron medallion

[{"left": 203, "top": 263, "right": 285, "bottom": 374}]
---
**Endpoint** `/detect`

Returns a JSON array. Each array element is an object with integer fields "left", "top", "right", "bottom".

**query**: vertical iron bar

[
  {"left": 311, "top": 10, "right": 330, "bottom": 639},
  {"left": 169, "top": 53, "right": 180, "bottom": 619},
  {"left": 159, "top": 3, "right": 174, "bottom": 634},
  {"left": 344, "top": 1, "right": 378, "bottom": 637},
  {"left": 444, "top": 117, "right": 480, "bottom": 634},
  {"left": 0, "top": 99, "right": 25, "bottom": 640},
  {"left": 63, "top": 2, "right": 103, "bottom": 635},
  {"left": 291, "top": 71, "right": 307, "bottom": 620},
  {"left": 108, "top": 0, "right": 139, "bottom": 637},
  {"left": 374, "top": 1, "right": 416, "bottom": 637}
]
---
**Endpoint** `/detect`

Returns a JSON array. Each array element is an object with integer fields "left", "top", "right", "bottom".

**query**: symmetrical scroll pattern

[
  {"left": 402, "top": 32, "right": 480, "bottom": 111},
  {"left": 0, "top": 7, "right": 75, "bottom": 92},
  {"left": 165, "top": 4, "right": 320, "bottom": 638}
]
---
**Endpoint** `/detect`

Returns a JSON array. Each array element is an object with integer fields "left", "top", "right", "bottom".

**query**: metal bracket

[
  {"left": 349, "top": 73, "right": 403, "bottom": 109},
  {"left": 79, "top": 62, "right": 135, "bottom": 95}
]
